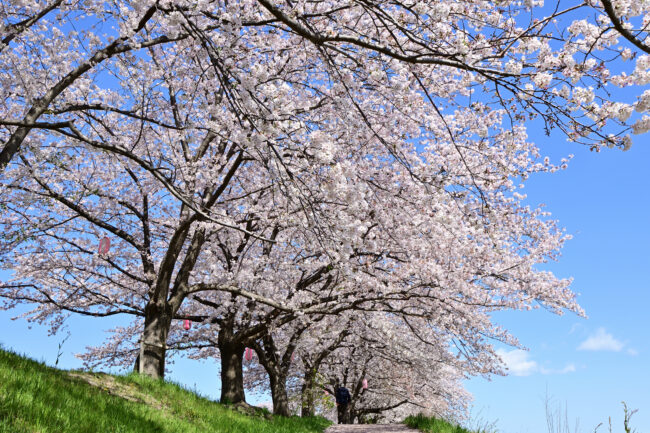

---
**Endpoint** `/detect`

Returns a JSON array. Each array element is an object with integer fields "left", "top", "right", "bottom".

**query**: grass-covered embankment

[
  {"left": 0, "top": 347, "right": 331, "bottom": 433},
  {"left": 404, "top": 414, "right": 485, "bottom": 433}
]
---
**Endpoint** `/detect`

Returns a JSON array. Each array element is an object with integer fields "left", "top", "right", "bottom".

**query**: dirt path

[{"left": 325, "top": 425, "right": 419, "bottom": 433}]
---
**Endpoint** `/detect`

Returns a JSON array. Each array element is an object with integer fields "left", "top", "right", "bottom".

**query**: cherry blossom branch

[
  {"left": 190, "top": 284, "right": 296, "bottom": 313},
  {"left": 600, "top": 0, "right": 650, "bottom": 54},
  {"left": 0, "top": 0, "right": 64, "bottom": 53},
  {"left": 255, "top": 0, "right": 512, "bottom": 76},
  {"left": 17, "top": 156, "right": 144, "bottom": 250},
  {"left": 355, "top": 399, "right": 410, "bottom": 415},
  {"left": 0, "top": 4, "right": 180, "bottom": 171},
  {"left": 1, "top": 286, "right": 144, "bottom": 318},
  {"left": 57, "top": 123, "right": 276, "bottom": 243}
]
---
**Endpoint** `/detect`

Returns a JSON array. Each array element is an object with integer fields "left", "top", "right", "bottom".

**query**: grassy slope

[
  {"left": 0, "top": 348, "right": 331, "bottom": 433},
  {"left": 404, "top": 414, "right": 486, "bottom": 433}
]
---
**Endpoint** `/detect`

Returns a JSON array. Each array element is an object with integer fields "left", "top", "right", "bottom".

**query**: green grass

[
  {"left": 404, "top": 414, "right": 488, "bottom": 433},
  {"left": 0, "top": 347, "right": 331, "bottom": 433}
]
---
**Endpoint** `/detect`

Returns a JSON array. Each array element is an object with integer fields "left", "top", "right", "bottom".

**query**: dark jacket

[{"left": 335, "top": 386, "right": 351, "bottom": 404}]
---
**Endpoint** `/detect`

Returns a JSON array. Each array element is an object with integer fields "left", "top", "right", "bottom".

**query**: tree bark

[
  {"left": 137, "top": 302, "right": 171, "bottom": 379},
  {"left": 253, "top": 330, "right": 302, "bottom": 417},
  {"left": 269, "top": 372, "right": 291, "bottom": 416},
  {"left": 250, "top": 341, "right": 288, "bottom": 415},
  {"left": 301, "top": 368, "right": 316, "bottom": 417},
  {"left": 218, "top": 327, "right": 246, "bottom": 404}
]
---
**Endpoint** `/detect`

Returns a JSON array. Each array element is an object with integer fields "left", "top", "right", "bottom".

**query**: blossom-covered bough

[
  {"left": 2, "top": 0, "right": 649, "bottom": 172},
  {"left": 1, "top": 0, "right": 649, "bottom": 422}
]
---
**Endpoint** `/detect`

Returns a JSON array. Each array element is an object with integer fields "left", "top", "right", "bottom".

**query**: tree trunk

[
  {"left": 136, "top": 302, "right": 171, "bottom": 379},
  {"left": 349, "top": 403, "right": 356, "bottom": 424},
  {"left": 251, "top": 330, "right": 296, "bottom": 416},
  {"left": 270, "top": 372, "right": 290, "bottom": 416},
  {"left": 218, "top": 330, "right": 246, "bottom": 404},
  {"left": 301, "top": 369, "right": 316, "bottom": 417}
]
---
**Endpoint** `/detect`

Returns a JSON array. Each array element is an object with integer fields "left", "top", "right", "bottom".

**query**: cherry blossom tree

[
  {"left": 234, "top": 307, "right": 474, "bottom": 421},
  {"left": 4, "top": 0, "right": 648, "bottom": 421},
  {"left": 247, "top": 318, "right": 312, "bottom": 415},
  {"left": 0, "top": 72, "right": 582, "bottom": 393},
  {"left": 316, "top": 311, "right": 475, "bottom": 423},
  {"left": 0, "top": 42, "right": 297, "bottom": 378}
]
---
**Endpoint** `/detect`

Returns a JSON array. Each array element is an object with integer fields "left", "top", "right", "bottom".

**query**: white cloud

[
  {"left": 627, "top": 348, "right": 639, "bottom": 356},
  {"left": 498, "top": 349, "right": 577, "bottom": 377},
  {"left": 559, "top": 363, "right": 577, "bottom": 374},
  {"left": 569, "top": 323, "right": 584, "bottom": 334},
  {"left": 577, "top": 328, "right": 624, "bottom": 352},
  {"left": 540, "top": 363, "right": 576, "bottom": 375},
  {"left": 497, "top": 349, "right": 538, "bottom": 376}
]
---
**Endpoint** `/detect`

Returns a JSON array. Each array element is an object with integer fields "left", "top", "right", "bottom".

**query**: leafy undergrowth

[
  {"left": 404, "top": 414, "right": 487, "bottom": 433},
  {"left": 0, "top": 347, "right": 331, "bottom": 433}
]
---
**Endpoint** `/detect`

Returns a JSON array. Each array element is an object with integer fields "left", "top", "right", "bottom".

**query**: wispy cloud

[
  {"left": 497, "top": 349, "right": 538, "bottom": 376},
  {"left": 498, "top": 349, "right": 577, "bottom": 376},
  {"left": 569, "top": 323, "right": 584, "bottom": 334},
  {"left": 560, "top": 363, "right": 577, "bottom": 374},
  {"left": 540, "top": 364, "right": 576, "bottom": 375},
  {"left": 577, "top": 328, "right": 624, "bottom": 352}
]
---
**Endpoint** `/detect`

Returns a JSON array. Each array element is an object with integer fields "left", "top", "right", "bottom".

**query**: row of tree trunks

[
  {"left": 133, "top": 316, "right": 338, "bottom": 418},
  {"left": 134, "top": 308, "right": 251, "bottom": 404},
  {"left": 133, "top": 304, "right": 331, "bottom": 417}
]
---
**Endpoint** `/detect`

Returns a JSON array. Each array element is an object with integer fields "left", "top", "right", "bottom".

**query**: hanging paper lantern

[
  {"left": 183, "top": 319, "right": 191, "bottom": 330},
  {"left": 362, "top": 378, "right": 368, "bottom": 389},
  {"left": 244, "top": 347, "right": 253, "bottom": 361},
  {"left": 98, "top": 236, "right": 110, "bottom": 255}
]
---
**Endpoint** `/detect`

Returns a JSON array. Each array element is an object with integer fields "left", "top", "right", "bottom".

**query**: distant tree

[{"left": 309, "top": 311, "right": 472, "bottom": 423}]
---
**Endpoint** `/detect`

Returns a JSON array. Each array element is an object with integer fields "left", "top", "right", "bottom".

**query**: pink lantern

[
  {"left": 98, "top": 236, "right": 110, "bottom": 255},
  {"left": 183, "top": 319, "right": 191, "bottom": 330},
  {"left": 244, "top": 347, "right": 253, "bottom": 361},
  {"left": 362, "top": 378, "right": 368, "bottom": 389}
]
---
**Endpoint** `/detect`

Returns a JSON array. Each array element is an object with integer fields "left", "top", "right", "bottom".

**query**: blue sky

[{"left": 465, "top": 127, "right": 650, "bottom": 433}]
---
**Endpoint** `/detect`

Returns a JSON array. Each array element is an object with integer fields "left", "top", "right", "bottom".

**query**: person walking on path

[{"left": 334, "top": 382, "right": 352, "bottom": 424}]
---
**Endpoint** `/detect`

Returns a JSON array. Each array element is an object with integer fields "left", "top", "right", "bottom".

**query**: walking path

[{"left": 325, "top": 425, "right": 419, "bottom": 433}]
